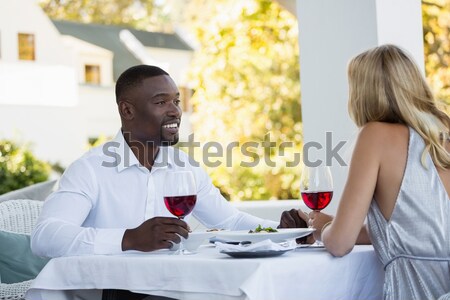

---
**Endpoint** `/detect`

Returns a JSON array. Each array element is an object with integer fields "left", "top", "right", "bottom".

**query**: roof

[{"left": 52, "top": 20, "right": 193, "bottom": 81}]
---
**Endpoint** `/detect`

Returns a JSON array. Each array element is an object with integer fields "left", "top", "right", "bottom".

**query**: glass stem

[
  {"left": 313, "top": 210, "right": 324, "bottom": 246},
  {"left": 178, "top": 217, "right": 187, "bottom": 255}
]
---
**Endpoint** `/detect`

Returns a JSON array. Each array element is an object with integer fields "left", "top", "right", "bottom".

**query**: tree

[
  {"left": 422, "top": 0, "right": 450, "bottom": 106},
  {"left": 36, "top": 0, "right": 450, "bottom": 200},
  {"left": 0, "top": 140, "right": 51, "bottom": 195},
  {"left": 185, "top": 0, "right": 302, "bottom": 200},
  {"left": 185, "top": 0, "right": 450, "bottom": 200},
  {"left": 38, "top": 0, "right": 174, "bottom": 32}
]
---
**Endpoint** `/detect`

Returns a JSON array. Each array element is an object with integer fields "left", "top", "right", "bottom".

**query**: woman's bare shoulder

[
  {"left": 355, "top": 122, "right": 409, "bottom": 156},
  {"left": 358, "top": 122, "right": 408, "bottom": 142}
]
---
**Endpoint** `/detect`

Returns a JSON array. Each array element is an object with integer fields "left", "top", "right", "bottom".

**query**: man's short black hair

[{"left": 115, "top": 65, "right": 169, "bottom": 103}]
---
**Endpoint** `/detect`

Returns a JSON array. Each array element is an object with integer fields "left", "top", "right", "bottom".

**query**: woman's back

[
  {"left": 312, "top": 45, "right": 450, "bottom": 299},
  {"left": 368, "top": 124, "right": 450, "bottom": 300},
  {"left": 374, "top": 123, "right": 450, "bottom": 220}
]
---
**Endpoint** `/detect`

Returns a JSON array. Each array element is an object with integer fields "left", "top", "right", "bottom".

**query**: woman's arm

[
  {"left": 306, "top": 212, "right": 371, "bottom": 245},
  {"left": 356, "top": 224, "right": 371, "bottom": 244},
  {"left": 313, "top": 123, "right": 384, "bottom": 256}
]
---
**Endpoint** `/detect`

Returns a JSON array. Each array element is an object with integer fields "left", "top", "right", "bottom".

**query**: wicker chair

[
  {"left": 0, "top": 200, "right": 43, "bottom": 300},
  {"left": 439, "top": 293, "right": 450, "bottom": 300}
]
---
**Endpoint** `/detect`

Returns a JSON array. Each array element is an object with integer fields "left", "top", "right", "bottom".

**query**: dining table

[{"left": 26, "top": 244, "right": 384, "bottom": 300}]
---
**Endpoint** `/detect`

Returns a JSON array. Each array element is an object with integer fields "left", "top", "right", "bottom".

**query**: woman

[{"left": 307, "top": 44, "right": 450, "bottom": 300}]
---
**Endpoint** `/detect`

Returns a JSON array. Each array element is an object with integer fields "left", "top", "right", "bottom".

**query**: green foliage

[
  {"left": 87, "top": 134, "right": 111, "bottom": 149},
  {"left": 49, "top": 162, "right": 65, "bottom": 176},
  {"left": 0, "top": 140, "right": 51, "bottom": 195},
  {"left": 38, "top": 0, "right": 173, "bottom": 32},
  {"left": 186, "top": 0, "right": 301, "bottom": 200},
  {"left": 36, "top": 0, "right": 450, "bottom": 201},
  {"left": 422, "top": 0, "right": 450, "bottom": 107},
  {"left": 39, "top": 0, "right": 150, "bottom": 26}
]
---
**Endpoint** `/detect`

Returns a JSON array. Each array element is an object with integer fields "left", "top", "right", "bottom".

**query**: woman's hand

[{"left": 308, "top": 211, "right": 334, "bottom": 241}]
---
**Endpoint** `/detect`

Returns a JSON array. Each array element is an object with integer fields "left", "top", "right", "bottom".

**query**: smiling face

[{"left": 120, "top": 75, "right": 182, "bottom": 146}]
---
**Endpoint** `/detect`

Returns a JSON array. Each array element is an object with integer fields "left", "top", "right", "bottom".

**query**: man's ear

[{"left": 118, "top": 100, "right": 135, "bottom": 120}]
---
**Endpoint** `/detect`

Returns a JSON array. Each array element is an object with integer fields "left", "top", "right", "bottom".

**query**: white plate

[
  {"left": 214, "top": 228, "right": 314, "bottom": 243},
  {"left": 221, "top": 248, "right": 293, "bottom": 258}
]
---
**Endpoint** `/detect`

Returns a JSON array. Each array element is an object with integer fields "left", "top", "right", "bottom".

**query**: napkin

[{"left": 215, "top": 239, "right": 296, "bottom": 253}]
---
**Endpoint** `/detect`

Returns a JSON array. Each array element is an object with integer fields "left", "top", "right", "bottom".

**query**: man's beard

[{"left": 160, "top": 127, "right": 179, "bottom": 146}]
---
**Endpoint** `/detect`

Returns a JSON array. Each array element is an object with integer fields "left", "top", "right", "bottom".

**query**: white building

[{"left": 0, "top": 0, "right": 194, "bottom": 167}]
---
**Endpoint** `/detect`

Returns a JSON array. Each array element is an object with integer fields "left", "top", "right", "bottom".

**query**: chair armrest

[{"left": 0, "top": 280, "right": 33, "bottom": 300}]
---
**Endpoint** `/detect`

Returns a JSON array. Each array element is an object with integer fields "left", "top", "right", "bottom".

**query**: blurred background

[{"left": 0, "top": 0, "right": 449, "bottom": 202}]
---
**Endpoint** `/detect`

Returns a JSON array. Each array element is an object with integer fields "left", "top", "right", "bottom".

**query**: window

[
  {"left": 84, "top": 65, "right": 101, "bottom": 85},
  {"left": 179, "top": 87, "right": 193, "bottom": 112},
  {"left": 18, "top": 33, "right": 35, "bottom": 61}
]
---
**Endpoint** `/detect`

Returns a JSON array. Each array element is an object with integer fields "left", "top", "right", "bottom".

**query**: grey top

[{"left": 367, "top": 127, "right": 450, "bottom": 300}]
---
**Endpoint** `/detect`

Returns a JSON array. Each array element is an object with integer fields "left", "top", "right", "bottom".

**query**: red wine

[
  {"left": 301, "top": 191, "right": 333, "bottom": 210},
  {"left": 164, "top": 195, "right": 197, "bottom": 218}
]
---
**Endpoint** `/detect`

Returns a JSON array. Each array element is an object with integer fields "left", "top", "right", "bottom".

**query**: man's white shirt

[{"left": 31, "top": 131, "right": 278, "bottom": 257}]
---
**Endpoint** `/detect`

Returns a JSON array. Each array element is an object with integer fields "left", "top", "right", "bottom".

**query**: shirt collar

[{"left": 112, "top": 130, "right": 173, "bottom": 173}]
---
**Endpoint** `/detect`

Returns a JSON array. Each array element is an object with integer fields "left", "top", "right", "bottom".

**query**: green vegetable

[{"left": 248, "top": 224, "right": 278, "bottom": 233}]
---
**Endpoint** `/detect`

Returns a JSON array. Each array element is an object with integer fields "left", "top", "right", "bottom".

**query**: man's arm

[
  {"left": 190, "top": 165, "right": 278, "bottom": 230},
  {"left": 32, "top": 159, "right": 189, "bottom": 257},
  {"left": 279, "top": 209, "right": 308, "bottom": 228},
  {"left": 31, "top": 159, "right": 126, "bottom": 257},
  {"left": 121, "top": 217, "right": 189, "bottom": 252},
  {"left": 278, "top": 209, "right": 309, "bottom": 243}
]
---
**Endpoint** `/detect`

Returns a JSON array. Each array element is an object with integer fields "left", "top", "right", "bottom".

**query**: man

[{"left": 31, "top": 65, "right": 305, "bottom": 299}]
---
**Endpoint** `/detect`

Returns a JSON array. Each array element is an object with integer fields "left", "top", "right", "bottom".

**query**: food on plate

[
  {"left": 248, "top": 224, "right": 278, "bottom": 233},
  {"left": 206, "top": 228, "right": 225, "bottom": 232}
]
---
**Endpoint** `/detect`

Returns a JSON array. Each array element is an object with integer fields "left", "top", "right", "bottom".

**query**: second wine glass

[
  {"left": 163, "top": 170, "right": 197, "bottom": 254},
  {"left": 300, "top": 165, "right": 333, "bottom": 246},
  {"left": 300, "top": 166, "right": 333, "bottom": 212}
]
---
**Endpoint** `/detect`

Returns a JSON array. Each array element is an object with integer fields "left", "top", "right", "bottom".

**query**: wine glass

[
  {"left": 163, "top": 170, "right": 197, "bottom": 255},
  {"left": 300, "top": 165, "right": 333, "bottom": 244}
]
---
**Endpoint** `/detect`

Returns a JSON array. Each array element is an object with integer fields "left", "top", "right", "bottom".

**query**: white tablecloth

[{"left": 26, "top": 245, "right": 384, "bottom": 300}]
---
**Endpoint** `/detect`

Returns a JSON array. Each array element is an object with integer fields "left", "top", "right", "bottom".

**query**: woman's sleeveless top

[{"left": 367, "top": 127, "right": 450, "bottom": 300}]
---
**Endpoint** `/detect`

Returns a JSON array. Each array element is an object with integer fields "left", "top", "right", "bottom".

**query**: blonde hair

[{"left": 348, "top": 44, "right": 450, "bottom": 169}]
